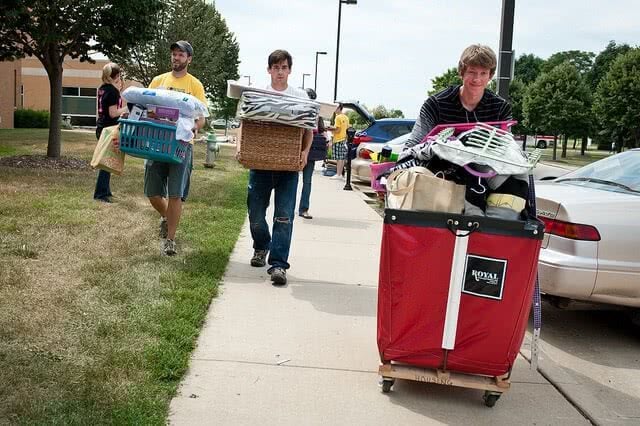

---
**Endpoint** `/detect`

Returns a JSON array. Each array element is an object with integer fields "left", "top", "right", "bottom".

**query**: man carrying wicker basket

[{"left": 241, "top": 49, "right": 313, "bottom": 286}]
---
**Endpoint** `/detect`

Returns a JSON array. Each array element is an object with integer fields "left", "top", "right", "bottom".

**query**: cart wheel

[
  {"left": 381, "top": 378, "right": 395, "bottom": 393},
  {"left": 483, "top": 391, "right": 501, "bottom": 407}
]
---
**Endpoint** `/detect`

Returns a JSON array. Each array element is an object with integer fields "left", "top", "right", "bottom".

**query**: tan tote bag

[{"left": 386, "top": 166, "right": 465, "bottom": 213}]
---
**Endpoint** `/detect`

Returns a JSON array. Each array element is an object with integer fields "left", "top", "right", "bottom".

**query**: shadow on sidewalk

[
  {"left": 290, "top": 282, "right": 377, "bottom": 317},
  {"left": 299, "top": 217, "right": 373, "bottom": 229}
]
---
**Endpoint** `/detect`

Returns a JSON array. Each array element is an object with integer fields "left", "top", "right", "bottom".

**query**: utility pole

[{"left": 496, "top": 0, "right": 515, "bottom": 100}]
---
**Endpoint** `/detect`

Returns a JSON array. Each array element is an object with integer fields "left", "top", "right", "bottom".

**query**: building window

[
  {"left": 62, "top": 86, "right": 97, "bottom": 119},
  {"left": 62, "top": 87, "right": 79, "bottom": 96},
  {"left": 80, "top": 88, "right": 97, "bottom": 97}
]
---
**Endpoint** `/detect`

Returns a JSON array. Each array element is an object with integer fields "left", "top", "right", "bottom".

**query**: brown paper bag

[
  {"left": 386, "top": 166, "right": 465, "bottom": 213},
  {"left": 91, "top": 125, "right": 125, "bottom": 175}
]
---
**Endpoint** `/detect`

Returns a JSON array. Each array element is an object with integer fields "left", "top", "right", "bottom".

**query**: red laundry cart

[{"left": 377, "top": 209, "right": 544, "bottom": 406}]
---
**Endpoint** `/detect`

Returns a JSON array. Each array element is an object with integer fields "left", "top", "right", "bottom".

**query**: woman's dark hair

[
  {"left": 305, "top": 88, "right": 317, "bottom": 100},
  {"left": 268, "top": 49, "right": 292, "bottom": 68}
]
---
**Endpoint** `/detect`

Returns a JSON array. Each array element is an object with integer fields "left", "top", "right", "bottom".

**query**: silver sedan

[{"left": 535, "top": 149, "right": 640, "bottom": 308}]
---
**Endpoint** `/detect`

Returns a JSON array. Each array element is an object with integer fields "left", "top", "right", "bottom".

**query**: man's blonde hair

[
  {"left": 458, "top": 44, "right": 497, "bottom": 76},
  {"left": 101, "top": 63, "right": 121, "bottom": 85}
]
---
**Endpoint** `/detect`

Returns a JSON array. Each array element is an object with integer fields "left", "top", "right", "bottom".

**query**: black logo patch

[{"left": 462, "top": 255, "right": 507, "bottom": 300}]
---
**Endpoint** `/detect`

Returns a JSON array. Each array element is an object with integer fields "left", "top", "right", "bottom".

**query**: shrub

[{"left": 14, "top": 109, "right": 49, "bottom": 128}]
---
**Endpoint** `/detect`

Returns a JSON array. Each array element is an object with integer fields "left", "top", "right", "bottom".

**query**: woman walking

[
  {"left": 94, "top": 62, "right": 127, "bottom": 203},
  {"left": 298, "top": 88, "right": 328, "bottom": 219}
]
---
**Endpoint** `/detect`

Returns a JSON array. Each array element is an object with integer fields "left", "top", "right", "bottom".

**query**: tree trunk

[
  {"left": 552, "top": 135, "right": 558, "bottom": 161},
  {"left": 42, "top": 53, "right": 63, "bottom": 158},
  {"left": 522, "top": 133, "right": 527, "bottom": 152},
  {"left": 572, "top": 137, "right": 577, "bottom": 149},
  {"left": 561, "top": 134, "right": 568, "bottom": 158},
  {"left": 581, "top": 135, "right": 587, "bottom": 155}
]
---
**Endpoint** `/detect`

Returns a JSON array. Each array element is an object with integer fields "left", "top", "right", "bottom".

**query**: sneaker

[
  {"left": 250, "top": 249, "right": 268, "bottom": 267},
  {"left": 269, "top": 267, "right": 287, "bottom": 286},
  {"left": 163, "top": 239, "right": 177, "bottom": 256},
  {"left": 330, "top": 174, "right": 343, "bottom": 180},
  {"left": 159, "top": 217, "right": 168, "bottom": 239}
]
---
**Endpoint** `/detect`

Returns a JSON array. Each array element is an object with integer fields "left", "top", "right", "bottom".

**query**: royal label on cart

[{"left": 462, "top": 255, "right": 507, "bottom": 300}]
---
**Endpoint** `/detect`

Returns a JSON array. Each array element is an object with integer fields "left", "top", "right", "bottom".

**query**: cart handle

[{"left": 446, "top": 219, "right": 480, "bottom": 237}]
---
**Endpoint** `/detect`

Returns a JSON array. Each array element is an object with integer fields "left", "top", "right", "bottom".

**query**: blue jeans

[
  {"left": 94, "top": 169, "right": 112, "bottom": 199},
  {"left": 247, "top": 170, "right": 299, "bottom": 271},
  {"left": 298, "top": 160, "right": 315, "bottom": 215}
]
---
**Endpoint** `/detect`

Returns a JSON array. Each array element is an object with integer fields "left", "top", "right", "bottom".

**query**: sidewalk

[{"left": 169, "top": 166, "right": 589, "bottom": 425}]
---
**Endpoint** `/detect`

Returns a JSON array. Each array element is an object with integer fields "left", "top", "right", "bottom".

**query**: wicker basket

[{"left": 238, "top": 119, "right": 304, "bottom": 171}]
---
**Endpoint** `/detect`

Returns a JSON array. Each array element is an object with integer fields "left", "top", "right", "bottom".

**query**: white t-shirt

[{"left": 266, "top": 84, "right": 309, "bottom": 99}]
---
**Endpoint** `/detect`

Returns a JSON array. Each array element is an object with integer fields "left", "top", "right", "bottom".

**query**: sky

[{"left": 214, "top": 0, "right": 639, "bottom": 117}]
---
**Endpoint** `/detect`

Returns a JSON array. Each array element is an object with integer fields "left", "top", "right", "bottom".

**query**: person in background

[
  {"left": 239, "top": 49, "right": 313, "bottom": 286},
  {"left": 145, "top": 40, "right": 207, "bottom": 256},
  {"left": 327, "top": 104, "right": 349, "bottom": 179},
  {"left": 94, "top": 63, "right": 128, "bottom": 203},
  {"left": 297, "top": 87, "right": 328, "bottom": 219}
]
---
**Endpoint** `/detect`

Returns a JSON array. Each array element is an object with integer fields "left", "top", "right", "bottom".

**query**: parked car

[
  {"left": 339, "top": 102, "right": 415, "bottom": 145},
  {"left": 351, "top": 133, "right": 410, "bottom": 182},
  {"left": 535, "top": 149, "right": 640, "bottom": 312},
  {"left": 212, "top": 118, "right": 240, "bottom": 129}
]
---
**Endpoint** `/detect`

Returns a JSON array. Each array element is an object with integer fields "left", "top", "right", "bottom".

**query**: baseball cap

[{"left": 170, "top": 40, "right": 194, "bottom": 56}]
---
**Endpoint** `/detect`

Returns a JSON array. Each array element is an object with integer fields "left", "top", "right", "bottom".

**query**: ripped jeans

[{"left": 247, "top": 170, "right": 299, "bottom": 270}]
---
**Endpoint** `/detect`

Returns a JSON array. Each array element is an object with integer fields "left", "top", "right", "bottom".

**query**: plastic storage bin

[
  {"left": 118, "top": 119, "right": 187, "bottom": 164},
  {"left": 370, "top": 162, "right": 396, "bottom": 192}
]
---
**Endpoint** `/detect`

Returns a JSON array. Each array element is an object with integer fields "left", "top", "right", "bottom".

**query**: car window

[
  {"left": 556, "top": 151, "right": 640, "bottom": 193},
  {"left": 387, "top": 134, "right": 411, "bottom": 146},
  {"left": 381, "top": 124, "right": 412, "bottom": 139}
]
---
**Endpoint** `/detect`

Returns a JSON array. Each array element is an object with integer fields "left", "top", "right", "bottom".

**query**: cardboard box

[{"left": 146, "top": 104, "right": 180, "bottom": 122}]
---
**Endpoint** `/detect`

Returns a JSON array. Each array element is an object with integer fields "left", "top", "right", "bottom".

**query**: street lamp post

[
  {"left": 302, "top": 73, "right": 311, "bottom": 89},
  {"left": 314, "top": 51, "right": 327, "bottom": 92},
  {"left": 334, "top": 0, "right": 357, "bottom": 102},
  {"left": 243, "top": 75, "right": 251, "bottom": 86},
  {"left": 496, "top": 0, "right": 515, "bottom": 100}
]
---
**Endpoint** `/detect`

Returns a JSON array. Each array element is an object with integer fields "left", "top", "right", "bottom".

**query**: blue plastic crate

[{"left": 118, "top": 119, "right": 187, "bottom": 164}]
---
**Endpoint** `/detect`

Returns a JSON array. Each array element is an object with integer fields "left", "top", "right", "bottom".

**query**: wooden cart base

[{"left": 379, "top": 363, "right": 511, "bottom": 407}]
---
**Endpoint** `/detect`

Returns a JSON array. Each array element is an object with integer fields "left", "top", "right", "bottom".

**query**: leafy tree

[
  {"left": 524, "top": 62, "right": 592, "bottom": 159},
  {"left": 111, "top": 0, "right": 240, "bottom": 120},
  {"left": 0, "top": 0, "right": 164, "bottom": 158},
  {"left": 541, "top": 50, "right": 595, "bottom": 76},
  {"left": 508, "top": 78, "right": 534, "bottom": 141},
  {"left": 514, "top": 53, "right": 544, "bottom": 85},
  {"left": 388, "top": 109, "right": 405, "bottom": 118},
  {"left": 370, "top": 105, "right": 404, "bottom": 119},
  {"left": 593, "top": 48, "right": 640, "bottom": 151},
  {"left": 428, "top": 67, "right": 461, "bottom": 95},
  {"left": 586, "top": 40, "right": 631, "bottom": 92},
  {"left": 345, "top": 109, "right": 368, "bottom": 129}
]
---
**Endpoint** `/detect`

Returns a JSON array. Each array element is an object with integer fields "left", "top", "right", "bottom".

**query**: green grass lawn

[
  {"left": 0, "top": 129, "right": 248, "bottom": 424},
  {"left": 538, "top": 144, "right": 610, "bottom": 168}
]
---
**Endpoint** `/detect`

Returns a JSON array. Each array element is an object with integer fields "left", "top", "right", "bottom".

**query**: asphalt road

[{"left": 530, "top": 302, "right": 640, "bottom": 424}]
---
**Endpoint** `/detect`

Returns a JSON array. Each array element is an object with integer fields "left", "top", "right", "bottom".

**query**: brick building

[{"left": 0, "top": 56, "right": 139, "bottom": 129}]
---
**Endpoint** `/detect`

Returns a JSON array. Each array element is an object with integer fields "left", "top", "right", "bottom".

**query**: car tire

[{"left": 537, "top": 140, "right": 547, "bottom": 149}]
